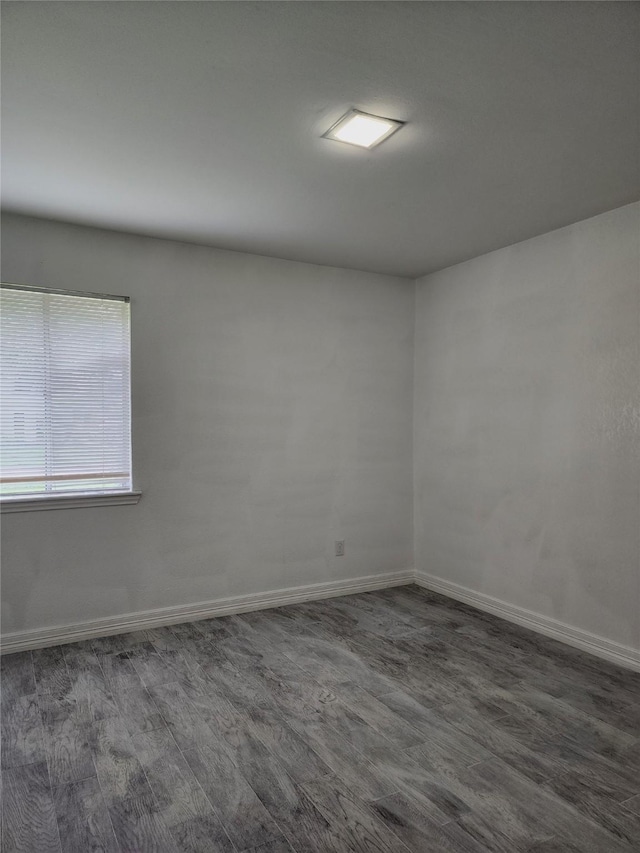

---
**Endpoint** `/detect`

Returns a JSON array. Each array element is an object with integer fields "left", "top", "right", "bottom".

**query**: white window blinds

[{"left": 0, "top": 285, "right": 132, "bottom": 498}]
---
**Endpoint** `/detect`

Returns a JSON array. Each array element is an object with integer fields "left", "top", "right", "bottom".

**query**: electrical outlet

[{"left": 335, "top": 540, "right": 345, "bottom": 557}]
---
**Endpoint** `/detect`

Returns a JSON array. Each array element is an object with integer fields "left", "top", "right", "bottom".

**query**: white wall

[
  {"left": 3, "top": 202, "right": 638, "bottom": 655},
  {"left": 1, "top": 214, "right": 414, "bottom": 634},
  {"left": 414, "top": 202, "right": 640, "bottom": 651}
]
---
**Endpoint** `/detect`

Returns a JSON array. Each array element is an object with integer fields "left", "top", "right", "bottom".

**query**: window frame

[{"left": 0, "top": 283, "right": 141, "bottom": 512}]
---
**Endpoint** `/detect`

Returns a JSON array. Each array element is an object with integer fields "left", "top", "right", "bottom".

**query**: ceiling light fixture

[{"left": 323, "top": 109, "right": 404, "bottom": 149}]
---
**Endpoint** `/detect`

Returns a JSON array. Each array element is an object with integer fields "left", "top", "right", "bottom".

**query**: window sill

[{"left": 0, "top": 491, "right": 142, "bottom": 513}]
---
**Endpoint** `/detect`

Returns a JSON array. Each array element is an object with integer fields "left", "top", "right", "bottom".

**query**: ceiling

[{"left": 2, "top": 2, "right": 639, "bottom": 279}]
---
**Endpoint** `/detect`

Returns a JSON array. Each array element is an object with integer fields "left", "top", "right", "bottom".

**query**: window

[{"left": 0, "top": 284, "right": 139, "bottom": 509}]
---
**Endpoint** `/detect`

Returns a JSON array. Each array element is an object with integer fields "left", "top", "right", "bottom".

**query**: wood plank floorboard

[
  {"left": 183, "top": 743, "right": 283, "bottom": 851},
  {"left": 52, "top": 775, "right": 119, "bottom": 853},
  {"left": 370, "top": 791, "right": 493, "bottom": 853},
  {"left": 1, "top": 693, "right": 47, "bottom": 770},
  {"left": 167, "top": 814, "right": 236, "bottom": 853},
  {"left": 1, "top": 761, "right": 62, "bottom": 853},
  {"left": 2, "top": 584, "right": 639, "bottom": 852},
  {"left": 0, "top": 653, "right": 35, "bottom": 705}
]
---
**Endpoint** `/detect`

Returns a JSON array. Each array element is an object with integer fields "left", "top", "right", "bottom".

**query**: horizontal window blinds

[{"left": 0, "top": 285, "right": 131, "bottom": 497}]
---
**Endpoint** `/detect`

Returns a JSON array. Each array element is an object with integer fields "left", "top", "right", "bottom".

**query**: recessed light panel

[{"left": 323, "top": 109, "right": 404, "bottom": 149}]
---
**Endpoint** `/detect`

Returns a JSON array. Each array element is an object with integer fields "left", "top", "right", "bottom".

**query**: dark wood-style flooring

[{"left": 2, "top": 584, "right": 639, "bottom": 852}]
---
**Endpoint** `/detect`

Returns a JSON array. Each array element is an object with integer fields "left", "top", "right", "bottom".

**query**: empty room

[{"left": 1, "top": 2, "right": 639, "bottom": 852}]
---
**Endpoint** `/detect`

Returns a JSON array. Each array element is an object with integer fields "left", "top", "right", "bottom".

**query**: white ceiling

[{"left": 2, "top": 2, "right": 639, "bottom": 278}]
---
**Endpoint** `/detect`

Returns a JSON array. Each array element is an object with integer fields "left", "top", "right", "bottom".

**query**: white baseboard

[
  {"left": 3, "top": 566, "right": 638, "bottom": 673},
  {"left": 415, "top": 571, "right": 640, "bottom": 673},
  {"left": 0, "top": 569, "right": 414, "bottom": 654}
]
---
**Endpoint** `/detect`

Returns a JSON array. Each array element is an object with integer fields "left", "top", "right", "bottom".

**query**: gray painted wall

[
  {"left": 3, "top": 203, "right": 638, "bottom": 652},
  {"left": 414, "top": 202, "right": 640, "bottom": 650},
  {"left": 1, "top": 214, "right": 414, "bottom": 634}
]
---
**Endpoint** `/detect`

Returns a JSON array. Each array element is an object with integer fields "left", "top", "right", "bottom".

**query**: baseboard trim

[
  {"left": 3, "top": 567, "right": 638, "bottom": 671},
  {"left": 0, "top": 569, "right": 414, "bottom": 654},
  {"left": 415, "top": 571, "right": 640, "bottom": 673}
]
